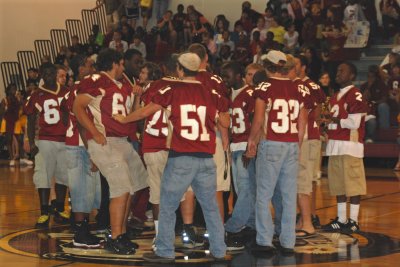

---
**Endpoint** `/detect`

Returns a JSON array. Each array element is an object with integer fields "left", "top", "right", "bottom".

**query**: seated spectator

[
  {"left": 264, "top": 31, "right": 281, "bottom": 50},
  {"left": 187, "top": 12, "right": 208, "bottom": 43},
  {"left": 242, "top": 1, "right": 262, "bottom": 27},
  {"left": 233, "top": 32, "right": 251, "bottom": 65},
  {"left": 250, "top": 31, "right": 264, "bottom": 56},
  {"left": 379, "top": 0, "right": 400, "bottom": 40},
  {"left": 173, "top": 4, "right": 187, "bottom": 46},
  {"left": 214, "top": 14, "right": 230, "bottom": 37},
  {"left": 90, "top": 24, "right": 104, "bottom": 47},
  {"left": 109, "top": 30, "right": 129, "bottom": 53},
  {"left": 264, "top": 7, "right": 275, "bottom": 30},
  {"left": 123, "top": 0, "right": 139, "bottom": 29},
  {"left": 250, "top": 16, "right": 268, "bottom": 41},
  {"left": 318, "top": 71, "right": 335, "bottom": 97},
  {"left": 230, "top": 21, "right": 247, "bottom": 45},
  {"left": 187, "top": 5, "right": 208, "bottom": 24},
  {"left": 139, "top": 0, "right": 153, "bottom": 30},
  {"left": 157, "top": 10, "right": 177, "bottom": 50},
  {"left": 302, "top": 15, "right": 318, "bottom": 48},
  {"left": 304, "top": 46, "right": 322, "bottom": 82},
  {"left": 268, "top": 16, "right": 286, "bottom": 45},
  {"left": 121, "top": 23, "right": 134, "bottom": 43},
  {"left": 252, "top": 43, "right": 264, "bottom": 65},
  {"left": 217, "top": 30, "right": 235, "bottom": 55},
  {"left": 26, "top": 68, "right": 39, "bottom": 86},
  {"left": 129, "top": 34, "right": 147, "bottom": 59},
  {"left": 381, "top": 33, "right": 400, "bottom": 67},
  {"left": 217, "top": 44, "right": 233, "bottom": 65},
  {"left": 236, "top": 10, "right": 253, "bottom": 34},
  {"left": 103, "top": 24, "right": 115, "bottom": 48},
  {"left": 287, "top": 0, "right": 306, "bottom": 36},
  {"left": 283, "top": 23, "right": 299, "bottom": 54},
  {"left": 280, "top": 8, "right": 294, "bottom": 29},
  {"left": 69, "top": 35, "right": 85, "bottom": 56},
  {"left": 202, "top": 31, "right": 217, "bottom": 60},
  {"left": 361, "top": 65, "right": 391, "bottom": 142}
]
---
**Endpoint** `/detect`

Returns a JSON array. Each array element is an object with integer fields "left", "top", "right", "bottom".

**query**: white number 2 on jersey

[
  {"left": 328, "top": 104, "right": 340, "bottom": 130},
  {"left": 180, "top": 104, "right": 210, "bottom": 141},
  {"left": 271, "top": 99, "right": 300, "bottom": 134},
  {"left": 145, "top": 110, "right": 168, "bottom": 137}
]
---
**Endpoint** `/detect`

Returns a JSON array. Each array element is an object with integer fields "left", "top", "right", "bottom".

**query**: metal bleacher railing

[
  {"left": 17, "top": 51, "right": 39, "bottom": 87},
  {"left": 1, "top": 2, "right": 106, "bottom": 91}
]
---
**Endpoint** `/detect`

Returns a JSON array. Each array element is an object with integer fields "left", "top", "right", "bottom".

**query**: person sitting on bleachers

[{"left": 361, "top": 65, "right": 391, "bottom": 142}]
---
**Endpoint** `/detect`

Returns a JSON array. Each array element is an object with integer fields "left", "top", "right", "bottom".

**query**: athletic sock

[
  {"left": 41, "top": 205, "right": 50, "bottom": 215},
  {"left": 337, "top": 202, "right": 347, "bottom": 223},
  {"left": 56, "top": 201, "right": 65, "bottom": 213},
  {"left": 154, "top": 220, "right": 159, "bottom": 236},
  {"left": 349, "top": 204, "right": 360, "bottom": 222}
]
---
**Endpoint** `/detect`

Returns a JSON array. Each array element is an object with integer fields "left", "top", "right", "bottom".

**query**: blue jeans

[
  {"left": 378, "top": 102, "right": 390, "bottom": 129},
  {"left": 225, "top": 150, "right": 256, "bottom": 233},
  {"left": 155, "top": 156, "right": 226, "bottom": 258},
  {"left": 365, "top": 118, "right": 377, "bottom": 141},
  {"left": 255, "top": 140, "right": 298, "bottom": 249},
  {"left": 153, "top": 0, "right": 169, "bottom": 21},
  {"left": 66, "top": 145, "right": 101, "bottom": 213}
]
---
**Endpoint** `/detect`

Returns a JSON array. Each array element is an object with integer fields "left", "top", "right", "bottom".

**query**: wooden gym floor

[{"left": 0, "top": 160, "right": 399, "bottom": 267}]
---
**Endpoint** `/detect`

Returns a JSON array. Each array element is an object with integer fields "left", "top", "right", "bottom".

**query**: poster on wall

[{"left": 344, "top": 21, "right": 370, "bottom": 48}]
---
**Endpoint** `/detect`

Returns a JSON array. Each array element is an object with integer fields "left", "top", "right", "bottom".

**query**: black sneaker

[
  {"left": 105, "top": 234, "right": 135, "bottom": 255},
  {"left": 342, "top": 219, "right": 360, "bottom": 234},
  {"left": 120, "top": 233, "right": 139, "bottom": 249},
  {"left": 312, "top": 215, "right": 321, "bottom": 229},
  {"left": 35, "top": 214, "right": 50, "bottom": 229},
  {"left": 143, "top": 252, "right": 174, "bottom": 263},
  {"left": 250, "top": 243, "right": 276, "bottom": 253},
  {"left": 53, "top": 210, "right": 70, "bottom": 225},
  {"left": 181, "top": 225, "right": 204, "bottom": 248},
  {"left": 226, "top": 232, "right": 245, "bottom": 251},
  {"left": 322, "top": 217, "right": 346, "bottom": 232},
  {"left": 73, "top": 221, "right": 102, "bottom": 248}
]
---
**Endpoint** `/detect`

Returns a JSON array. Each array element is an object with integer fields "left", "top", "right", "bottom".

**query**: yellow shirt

[{"left": 268, "top": 26, "right": 286, "bottom": 44}]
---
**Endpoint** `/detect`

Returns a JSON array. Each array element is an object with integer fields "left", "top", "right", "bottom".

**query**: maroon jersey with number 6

[
  {"left": 151, "top": 79, "right": 218, "bottom": 154},
  {"left": 24, "top": 84, "right": 68, "bottom": 142},
  {"left": 77, "top": 72, "right": 136, "bottom": 139},
  {"left": 255, "top": 78, "right": 304, "bottom": 143}
]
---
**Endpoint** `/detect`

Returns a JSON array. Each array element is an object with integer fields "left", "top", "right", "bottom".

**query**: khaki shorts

[
  {"left": 144, "top": 150, "right": 168, "bottom": 205},
  {"left": 298, "top": 139, "right": 321, "bottom": 195},
  {"left": 214, "top": 135, "right": 231, "bottom": 192},
  {"left": 327, "top": 155, "right": 366, "bottom": 197},
  {"left": 88, "top": 138, "right": 148, "bottom": 198}
]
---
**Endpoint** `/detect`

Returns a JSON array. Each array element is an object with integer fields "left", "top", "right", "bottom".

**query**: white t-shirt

[{"left": 283, "top": 31, "right": 299, "bottom": 48}]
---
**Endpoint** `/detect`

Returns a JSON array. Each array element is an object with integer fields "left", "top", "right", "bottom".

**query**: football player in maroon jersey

[
  {"left": 246, "top": 50, "right": 307, "bottom": 253},
  {"left": 114, "top": 52, "right": 229, "bottom": 263},
  {"left": 187, "top": 43, "right": 230, "bottom": 246},
  {"left": 25, "top": 63, "right": 70, "bottom": 228},
  {"left": 221, "top": 61, "right": 256, "bottom": 251},
  {"left": 322, "top": 62, "right": 368, "bottom": 233},
  {"left": 61, "top": 55, "right": 102, "bottom": 248},
  {"left": 295, "top": 55, "right": 326, "bottom": 236},
  {"left": 73, "top": 49, "right": 148, "bottom": 255}
]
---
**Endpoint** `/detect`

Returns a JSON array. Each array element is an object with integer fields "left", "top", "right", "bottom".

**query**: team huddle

[{"left": 25, "top": 43, "right": 367, "bottom": 263}]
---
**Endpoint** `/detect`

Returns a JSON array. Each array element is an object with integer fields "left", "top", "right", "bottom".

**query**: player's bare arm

[
  {"left": 246, "top": 98, "right": 266, "bottom": 158},
  {"left": 73, "top": 94, "right": 106, "bottom": 146},
  {"left": 217, "top": 111, "right": 231, "bottom": 128},
  {"left": 114, "top": 102, "right": 162, "bottom": 123},
  {"left": 298, "top": 106, "right": 308, "bottom": 148}
]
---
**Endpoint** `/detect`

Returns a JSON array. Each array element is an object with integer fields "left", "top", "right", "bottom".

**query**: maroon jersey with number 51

[{"left": 151, "top": 79, "right": 219, "bottom": 154}]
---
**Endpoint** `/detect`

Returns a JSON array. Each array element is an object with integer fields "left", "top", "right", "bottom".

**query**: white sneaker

[
  {"left": 365, "top": 138, "right": 373, "bottom": 143},
  {"left": 20, "top": 158, "right": 34, "bottom": 166},
  {"left": 152, "top": 237, "right": 157, "bottom": 251},
  {"left": 9, "top": 160, "right": 15, "bottom": 167}
]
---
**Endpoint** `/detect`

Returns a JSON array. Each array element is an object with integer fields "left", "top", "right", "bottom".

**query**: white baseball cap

[
  {"left": 178, "top": 52, "right": 201, "bottom": 71},
  {"left": 261, "top": 50, "right": 287, "bottom": 65}
]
